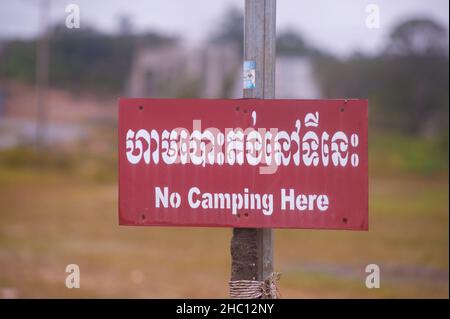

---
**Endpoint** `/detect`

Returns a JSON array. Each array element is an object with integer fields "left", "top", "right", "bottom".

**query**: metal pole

[
  {"left": 35, "top": 0, "right": 50, "bottom": 151},
  {"left": 230, "top": 0, "right": 276, "bottom": 296}
]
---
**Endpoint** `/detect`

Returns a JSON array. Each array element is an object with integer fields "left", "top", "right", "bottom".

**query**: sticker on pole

[
  {"left": 243, "top": 60, "right": 256, "bottom": 89},
  {"left": 119, "top": 98, "right": 368, "bottom": 230}
]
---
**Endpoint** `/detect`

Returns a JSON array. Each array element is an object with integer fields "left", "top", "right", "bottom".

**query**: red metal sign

[{"left": 119, "top": 98, "right": 368, "bottom": 230}]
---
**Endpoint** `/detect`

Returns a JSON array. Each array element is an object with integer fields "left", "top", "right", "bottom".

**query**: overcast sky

[{"left": 0, "top": 0, "right": 448, "bottom": 57}]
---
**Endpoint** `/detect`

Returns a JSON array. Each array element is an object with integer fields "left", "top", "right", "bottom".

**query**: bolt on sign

[{"left": 119, "top": 98, "right": 368, "bottom": 230}]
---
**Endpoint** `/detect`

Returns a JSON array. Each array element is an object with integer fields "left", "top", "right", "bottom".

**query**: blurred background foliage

[
  {"left": 0, "top": 26, "right": 176, "bottom": 93},
  {"left": 1, "top": 11, "right": 448, "bottom": 137}
]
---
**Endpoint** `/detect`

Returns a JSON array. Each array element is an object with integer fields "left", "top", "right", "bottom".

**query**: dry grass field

[{"left": 0, "top": 166, "right": 447, "bottom": 298}]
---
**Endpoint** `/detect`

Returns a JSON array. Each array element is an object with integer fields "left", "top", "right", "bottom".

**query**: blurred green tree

[
  {"left": 208, "top": 6, "right": 244, "bottom": 51},
  {"left": 0, "top": 24, "right": 175, "bottom": 94},
  {"left": 314, "top": 17, "right": 449, "bottom": 137},
  {"left": 386, "top": 18, "right": 448, "bottom": 56}
]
